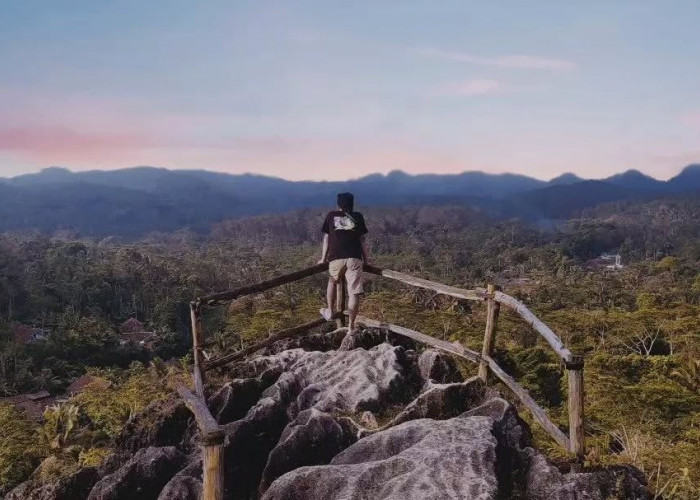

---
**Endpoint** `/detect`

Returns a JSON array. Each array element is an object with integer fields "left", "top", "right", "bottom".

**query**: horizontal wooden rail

[
  {"left": 483, "top": 355, "right": 571, "bottom": 451},
  {"left": 196, "top": 266, "right": 571, "bottom": 364},
  {"left": 198, "top": 263, "right": 329, "bottom": 306},
  {"left": 192, "top": 264, "right": 581, "bottom": 456},
  {"left": 204, "top": 314, "right": 342, "bottom": 371},
  {"left": 356, "top": 315, "right": 481, "bottom": 363},
  {"left": 363, "top": 266, "right": 571, "bottom": 364},
  {"left": 364, "top": 265, "right": 486, "bottom": 302},
  {"left": 198, "top": 264, "right": 484, "bottom": 307},
  {"left": 493, "top": 291, "right": 573, "bottom": 363}
]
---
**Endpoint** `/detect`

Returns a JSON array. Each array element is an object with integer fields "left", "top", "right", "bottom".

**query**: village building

[
  {"left": 119, "top": 317, "right": 157, "bottom": 349},
  {"left": 120, "top": 317, "right": 144, "bottom": 333},
  {"left": 11, "top": 323, "right": 48, "bottom": 346},
  {"left": 587, "top": 253, "right": 624, "bottom": 271},
  {"left": 0, "top": 375, "right": 113, "bottom": 421},
  {"left": 64, "top": 374, "right": 111, "bottom": 397},
  {"left": 0, "top": 391, "right": 54, "bottom": 422}
]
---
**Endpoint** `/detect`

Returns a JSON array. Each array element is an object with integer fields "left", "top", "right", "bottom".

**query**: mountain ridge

[
  {"left": 0, "top": 164, "right": 697, "bottom": 236},
  {"left": 3, "top": 164, "right": 696, "bottom": 186}
]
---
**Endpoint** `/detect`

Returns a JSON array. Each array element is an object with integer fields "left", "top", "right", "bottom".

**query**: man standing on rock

[{"left": 318, "top": 192, "right": 370, "bottom": 332}]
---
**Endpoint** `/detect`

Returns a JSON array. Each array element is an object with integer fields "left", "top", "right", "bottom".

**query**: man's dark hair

[{"left": 337, "top": 192, "right": 354, "bottom": 212}]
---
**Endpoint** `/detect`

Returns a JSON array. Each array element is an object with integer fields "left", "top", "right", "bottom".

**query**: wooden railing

[{"left": 182, "top": 263, "right": 585, "bottom": 500}]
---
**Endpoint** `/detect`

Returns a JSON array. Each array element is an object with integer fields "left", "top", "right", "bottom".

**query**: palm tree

[
  {"left": 149, "top": 357, "right": 168, "bottom": 378},
  {"left": 42, "top": 403, "right": 80, "bottom": 451},
  {"left": 670, "top": 359, "right": 700, "bottom": 394}
]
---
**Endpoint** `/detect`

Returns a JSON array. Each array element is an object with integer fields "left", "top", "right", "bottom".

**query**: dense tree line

[{"left": 0, "top": 197, "right": 699, "bottom": 495}]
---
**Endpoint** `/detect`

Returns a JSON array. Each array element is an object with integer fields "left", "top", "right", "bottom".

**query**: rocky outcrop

[
  {"left": 263, "top": 416, "right": 502, "bottom": 500},
  {"left": 115, "top": 396, "right": 192, "bottom": 453},
  {"left": 417, "top": 348, "right": 464, "bottom": 384},
  {"left": 6, "top": 467, "right": 98, "bottom": 500},
  {"left": 370, "top": 377, "right": 485, "bottom": 433},
  {"left": 523, "top": 452, "right": 650, "bottom": 500},
  {"left": 234, "top": 343, "right": 419, "bottom": 417},
  {"left": 264, "top": 395, "right": 650, "bottom": 500},
  {"left": 338, "top": 327, "right": 386, "bottom": 351},
  {"left": 157, "top": 459, "right": 202, "bottom": 500},
  {"left": 208, "top": 377, "right": 271, "bottom": 425},
  {"left": 339, "top": 326, "right": 418, "bottom": 352},
  {"left": 87, "top": 446, "right": 186, "bottom": 500},
  {"left": 259, "top": 408, "right": 359, "bottom": 494},
  {"left": 7, "top": 327, "right": 650, "bottom": 500},
  {"left": 220, "top": 342, "right": 420, "bottom": 498},
  {"left": 261, "top": 328, "right": 347, "bottom": 355},
  {"left": 360, "top": 410, "right": 378, "bottom": 428}
]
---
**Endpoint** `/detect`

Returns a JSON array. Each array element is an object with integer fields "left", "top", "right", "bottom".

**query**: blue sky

[{"left": 1, "top": 1, "right": 698, "bottom": 180}]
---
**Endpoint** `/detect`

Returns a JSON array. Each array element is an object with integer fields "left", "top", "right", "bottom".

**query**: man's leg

[
  {"left": 348, "top": 293, "right": 361, "bottom": 331},
  {"left": 321, "top": 260, "right": 342, "bottom": 321},
  {"left": 345, "top": 259, "right": 364, "bottom": 331},
  {"left": 326, "top": 278, "right": 336, "bottom": 314}
]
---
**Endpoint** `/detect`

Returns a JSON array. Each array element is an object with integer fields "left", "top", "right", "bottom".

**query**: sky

[{"left": 1, "top": 1, "right": 699, "bottom": 181}]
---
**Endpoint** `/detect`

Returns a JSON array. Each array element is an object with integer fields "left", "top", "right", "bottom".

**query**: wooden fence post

[
  {"left": 478, "top": 284, "right": 500, "bottom": 382},
  {"left": 190, "top": 301, "right": 206, "bottom": 398},
  {"left": 202, "top": 433, "right": 225, "bottom": 500},
  {"left": 566, "top": 355, "right": 585, "bottom": 459},
  {"left": 336, "top": 277, "right": 347, "bottom": 328},
  {"left": 177, "top": 385, "right": 225, "bottom": 500}
]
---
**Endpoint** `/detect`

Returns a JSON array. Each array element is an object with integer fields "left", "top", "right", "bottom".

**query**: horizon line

[{"left": 1, "top": 162, "right": 698, "bottom": 184}]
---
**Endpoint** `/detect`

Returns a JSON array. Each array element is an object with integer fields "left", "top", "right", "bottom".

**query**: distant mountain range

[{"left": 0, "top": 164, "right": 698, "bottom": 236}]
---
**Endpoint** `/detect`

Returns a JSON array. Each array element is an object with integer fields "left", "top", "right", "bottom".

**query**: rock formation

[{"left": 8, "top": 328, "right": 651, "bottom": 500}]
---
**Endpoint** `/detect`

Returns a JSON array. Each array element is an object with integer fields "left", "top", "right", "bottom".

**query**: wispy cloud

[
  {"left": 433, "top": 79, "right": 506, "bottom": 97},
  {"left": 417, "top": 48, "right": 577, "bottom": 71}
]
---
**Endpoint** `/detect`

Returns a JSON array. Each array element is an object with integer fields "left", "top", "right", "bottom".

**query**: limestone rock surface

[
  {"left": 87, "top": 446, "right": 186, "bottom": 500},
  {"left": 5, "top": 467, "right": 98, "bottom": 500},
  {"left": 263, "top": 416, "right": 501, "bottom": 500},
  {"left": 7, "top": 327, "right": 651, "bottom": 500}
]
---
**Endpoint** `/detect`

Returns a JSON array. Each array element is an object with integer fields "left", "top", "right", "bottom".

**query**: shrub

[{"left": 0, "top": 404, "right": 45, "bottom": 494}]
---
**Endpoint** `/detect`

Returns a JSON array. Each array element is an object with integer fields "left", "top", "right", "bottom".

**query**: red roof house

[
  {"left": 120, "top": 317, "right": 144, "bottom": 333},
  {"left": 65, "top": 374, "right": 111, "bottom": 397},
  {"left": 0, "top": 391, "right": 54, "bottom": 422},
  {"left": 11, "top": 323, "right": 47, "bottom": 345},
  {"left": 118, "top": 318, "right": 156, "bottom": 349}
]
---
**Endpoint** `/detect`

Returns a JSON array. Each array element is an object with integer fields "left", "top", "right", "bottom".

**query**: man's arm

[
  {"left": 318, "top": 234, "right": 329, "bottom": 264},
  {"left": 360, "top": 235, "right": 371, "bottom": 264}
]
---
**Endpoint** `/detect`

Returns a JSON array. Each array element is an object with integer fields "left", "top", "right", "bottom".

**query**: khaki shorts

[{"left": 328, "top": 258, "right": 364, "bottom": 295}]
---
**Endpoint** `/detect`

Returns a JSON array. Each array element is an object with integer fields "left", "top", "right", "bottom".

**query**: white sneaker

[{"left": 320, "top": 308, "right": 333, "bottom": 321}]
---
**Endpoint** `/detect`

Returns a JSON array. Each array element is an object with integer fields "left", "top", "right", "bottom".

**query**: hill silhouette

[{"left": 0, "top": 164, "right": 698, "bottom": 235}]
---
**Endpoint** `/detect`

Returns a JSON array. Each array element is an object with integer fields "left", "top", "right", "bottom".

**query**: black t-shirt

[{"left": 321, "top": 210, "right": 368, "bottom": 261}]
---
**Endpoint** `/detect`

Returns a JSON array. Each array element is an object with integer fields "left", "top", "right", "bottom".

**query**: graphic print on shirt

[{"left": 333, "top": 215, "right": 356, "bottom": 231}]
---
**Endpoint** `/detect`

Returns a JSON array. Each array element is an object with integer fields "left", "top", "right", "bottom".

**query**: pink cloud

[
  {"left": 417, "top": 48, "right": 577, "bottom": 71},
  {"left": 0, "top": 126, "right": 150, "bottom": 162}
]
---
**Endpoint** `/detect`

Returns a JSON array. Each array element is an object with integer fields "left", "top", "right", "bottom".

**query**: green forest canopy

[{"left": 0, "top": 196, "right": 699, "bottom": 497}]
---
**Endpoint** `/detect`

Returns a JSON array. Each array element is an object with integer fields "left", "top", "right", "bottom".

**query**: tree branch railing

[
  {"left": 204, "top": 314, "right": 343, "bottom": 371},
  {"left": 181, "top": 263, "right": 586, "bottom": 500},
  {"left": 355, "top": 315, "right": 571, "bottom": 452},
  {"left": 197, "top": 263, "right": 329, "bottom": 306},
  {"left": 177, "top": 385, "right": 225, "bottom": 500}
]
